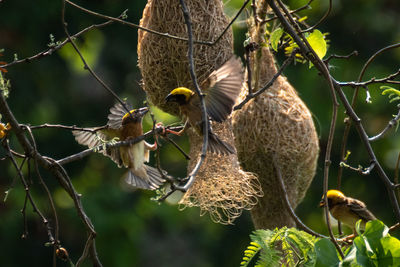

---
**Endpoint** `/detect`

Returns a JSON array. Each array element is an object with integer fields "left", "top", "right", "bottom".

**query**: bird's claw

[
  {"left": 155, "top": 122, "right": 168, "bottom": 137},
  {"left": 338, "top": 234, "right": 355, "bottom": 244},
  {"left": 155, "top": 122, "right": 183, "bottom": 137}
]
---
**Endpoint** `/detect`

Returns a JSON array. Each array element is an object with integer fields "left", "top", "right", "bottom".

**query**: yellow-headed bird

[
  {"left": 319, "top": 189, "right": 376, "bottom": 232},
  {"left": 165, "top": 56, "right": 244, "bottom": 155},
  {"left": 73, "top": 102, "right": 165, "bottom": 190}
]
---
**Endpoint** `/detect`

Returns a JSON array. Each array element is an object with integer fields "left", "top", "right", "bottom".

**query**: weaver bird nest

[
  {"left": 138, "top": 0, "right": 263, "bottom": 224},
  {"left": 232, "top": 8, "right": 319, "bottom": 228}
]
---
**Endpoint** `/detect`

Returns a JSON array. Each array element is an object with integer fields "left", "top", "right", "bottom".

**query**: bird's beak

[
  {"left": 137, "top": 107, "right": 149, "bottom": 117},
  {"left": 319, "top": 200, "right": 325, "bottom": 208},
  {"left": 165, "top": 93, "right": 174, "bottom": 103}
]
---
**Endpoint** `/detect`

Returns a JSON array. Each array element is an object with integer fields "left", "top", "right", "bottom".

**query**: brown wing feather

[
  {"left": 107, "top": 102, "right": 133, "bottom": 129},
  {"left": 347, "top": 198, "right": 376, "bottom": 222},
  {"left": 72, "top": 128, "right": 123, "bottom": 166},
  {"left": 202, "top": 56, "right": 244, "bottom": 122}
]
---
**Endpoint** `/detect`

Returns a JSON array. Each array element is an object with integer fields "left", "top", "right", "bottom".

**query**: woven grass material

[
  {"left": 233, "top": 47, "right": 319, "bottom": 229},
  {"left": 138, "top": 0, "right": 263, "bottom": 224},
  {"left": 232, "top": 0, "right": 319, "bottom": 229},
  {"left": 138, "top": 0, "right": 233, "bottom": 115},
  {"left": 180, "top": 122, "right": 263, "bottom": 224}
]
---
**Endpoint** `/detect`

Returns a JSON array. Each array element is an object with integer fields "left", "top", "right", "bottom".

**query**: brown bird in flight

[{"left": 73, "top": 102, "right": 165, "bottom": 190}]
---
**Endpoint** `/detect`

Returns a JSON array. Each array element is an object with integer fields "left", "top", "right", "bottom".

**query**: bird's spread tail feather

[
  {"left": 207, "top": 132, "right": 235, "bottom": 155},
  {"left": 124, "top": 165, "right": 166, "bottom": 190}
]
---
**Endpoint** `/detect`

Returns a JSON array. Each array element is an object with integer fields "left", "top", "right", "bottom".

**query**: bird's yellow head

[
  {"left": 319, "top": 189, "right": 347, "bottom": 208},
  {"left": 121, "top": 107, "right": 148, "bottom": 125},
  {"left": 165, "top": 87, "right": 195, "bottom": 105}
]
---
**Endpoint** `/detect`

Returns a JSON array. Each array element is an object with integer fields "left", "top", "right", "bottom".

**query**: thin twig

[
  {"left": 369, "top": 107, "right": 400, "bottom": 142},
  {"left": 25, "top": 126, "right": 60, "bottom": 267},
  {"left": 56, "top": 126, "right": 182, "bottom": 165},
  {"left": 234, "top": 48, "right": 296, "bottom": 110},
  {"left": 340, "top": 161, "right": 375, "bottom": 175},
  {"left": 2, "top": 140, "right": 56, "bottom": 245},
  {"left": 301, "top": 0, "right": 332, "bottom": 33},
  {"left": 0, "top": 76, "right": 103, "bottom": 267},
  {"left": 64, "top": 0, "right": 247, "bottom": 47},
  {"left": 270, "top": 0, "right": 343, "bottom": 257},
  {"left": 337, "top": 43, "right": 400, "bottom": 200},
  {"left": 149, "top": 110, "right": 174, "bottom": 184},
  {"left": 324, "top": 51, "right": 358, "bottom": 63},
  {"left": 395, "top": 153, "right": 400, "bottom": 204},
  {"left": 76, "top": 233, "right": 96, "bottom": 267},
  {"left": 29, "top": 124, "right": 107, "bottom": 132},
  {"left": 332, "top": 79, "right": 400, "bottom": 222},
  {"left": 261, "top": 0, "right": 314, "bottom": 24},
  {"left": 337, "top": 69, "right": 400, "bottom": 88},
  {"left": 65, "top": 0, "right": 209, "bottom": 45},
  {"left": 390, "top": 222, "right": 400, "bottom": 232},
  {"left": 174, "top": 0, "right": 208, "bottom": 192},
  {"left": 273, "top": 156, "right": 326, "bottom": 238},
  {"left": 61, "top": 0, "right": 130, "bottom": 116},
  {"left": 213, "top": 0, "right": 251, "bottom": 45},
  {"left": 163, "top": 135, "right": 190, "bottom": 160},
  {"left": 0, "top": 12, "right": 124, "bottom": 69}
]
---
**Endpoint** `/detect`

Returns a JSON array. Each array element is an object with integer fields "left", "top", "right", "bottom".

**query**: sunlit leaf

[
  {"left": 306, "top": 29, "right": 327, "bottom": 60},
  {"left": 270, "top": 28, "right": 284, "bottom": 52}
]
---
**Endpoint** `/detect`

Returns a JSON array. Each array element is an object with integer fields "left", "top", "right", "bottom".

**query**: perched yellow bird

[
  {"left": 319, "top": 189, "right": 376, "bottom": 232},
  {"left": 165, "top": 56, "right": 244, "bottom": 155},
  {"left": 73, "top": 102, "right": 165, "bottom": 190}
]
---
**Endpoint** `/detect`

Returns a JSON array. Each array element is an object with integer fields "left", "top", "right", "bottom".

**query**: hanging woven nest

[
  {"left": 138, "top": 0, "right": 232, "bottom": 115},
  {"left": 232, "top": 0, "right": 319, "bottom": 229},
  {"left": 138, "top": 0, "right": 263, "bottom": 224}
]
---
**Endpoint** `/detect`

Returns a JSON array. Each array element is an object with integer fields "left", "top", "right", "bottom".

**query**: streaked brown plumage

[
  {"left": 165, "top": 56, "right": 244, "bottom": 155},
  {"left": 319, "top": 190, "right": 376, "bottom": 232},
  {"left": 73, "top": 102, "right": 165, "bottom": 190}
]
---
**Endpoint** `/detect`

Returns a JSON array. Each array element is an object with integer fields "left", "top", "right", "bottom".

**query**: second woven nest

[{"left": 138, "top": 0, "right": 263, "bottom": 224}]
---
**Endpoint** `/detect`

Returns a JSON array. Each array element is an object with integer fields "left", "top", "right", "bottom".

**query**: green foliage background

[{"left": 0, "top": 0, "right": 400, "bottom": 266}]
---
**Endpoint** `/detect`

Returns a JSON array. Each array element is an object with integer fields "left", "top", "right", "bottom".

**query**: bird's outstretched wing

[
  {"left": 72, "top": 129, "right": 123, "bottom": 167},
  {"left": 107, "top": 102, "right": 133, "bottom": 129},
  {"left": 347, "top": 198, "right": 377, "bottom": 221},
  {"left": 201, "top": 56, "right": 244, "bottom": 122},
  {"left": 72, "top": 129, "right": 108, "bottom": 149}
]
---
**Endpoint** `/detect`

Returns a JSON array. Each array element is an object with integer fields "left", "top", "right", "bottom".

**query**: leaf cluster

[
  {"left": 315, "top": 220, "right": 400, "bottom": 267},
  {"left": 241, "top": 221, "right": 400, "bottom": 267},
  {"left": 240, "top": 227, "right": 317, "bottom": 267},
  {"left": 268, "top": 25, "right": 328, "bottom": 68}
]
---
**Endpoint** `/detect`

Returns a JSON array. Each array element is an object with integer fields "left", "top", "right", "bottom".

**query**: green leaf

[
  {"left": 381, "top": 86, "right": 400, "bottom": 98},
  {"left": 242, "top": 228, "right": 317, "bottom": 267},
  {"left": 341, "top": 246, "right": 359, "bottom": 267},
  {"left": 363, "top": 220, "right": 388, "bottom": 240},
  {"left": 306, "top": 30, "right": 327, "bottom": 60},
  {"left": 353, "top": 220, "right": 400, "bottom": 267},
  {"left": 270, "top": 28, "right": 284, "bottom": 52},
  {"left": 314, "top": 238, "right": 340, "bottom": 267},
  {"left": 377, "top": 236, "right": 400, "bottom": 265},
  {"left": 355, "top": 220, "right": 363, "bottom": 236}
]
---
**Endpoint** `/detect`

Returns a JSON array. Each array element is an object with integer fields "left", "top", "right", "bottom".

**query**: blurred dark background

[{"left": 0, "top": 0, "right": 399, "bottom": 266}]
